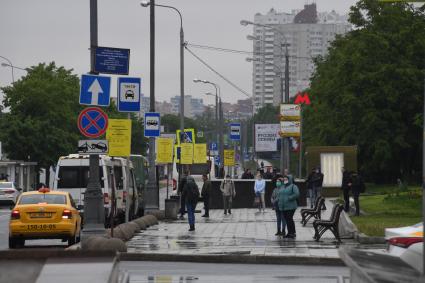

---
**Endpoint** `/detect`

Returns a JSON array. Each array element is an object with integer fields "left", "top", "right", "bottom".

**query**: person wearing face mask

[
  {"left": 277, "top": 175, "right": 299, "bottom": 238},
  {"left": 254, "top": 172, "right": 266, "bottom": 212},
  {"left": 220, "top": 174, "right": 236, "bottom": 215},
  {"left": 271, "top": 177, "right": 286, "bottom": 236}
]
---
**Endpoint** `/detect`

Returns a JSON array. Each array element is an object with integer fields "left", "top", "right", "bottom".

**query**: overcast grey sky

[{"left": 0, "top": 0, "right": 357, "bottom": 105}]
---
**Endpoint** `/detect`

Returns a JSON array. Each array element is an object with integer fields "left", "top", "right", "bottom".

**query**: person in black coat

[
  {"left": 306, "top": 168, "right": 315, "bottom": 208},
  {"left": 178, "top": 170, "right": 189, "bottom": 219},
  {"left": 341, "top": 167, "right": 352, "bottom": 212}
]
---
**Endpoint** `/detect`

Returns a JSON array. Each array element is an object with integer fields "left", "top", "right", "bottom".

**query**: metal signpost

[{"left": 94, "top": 46, "right": 130, "bottom": 75}]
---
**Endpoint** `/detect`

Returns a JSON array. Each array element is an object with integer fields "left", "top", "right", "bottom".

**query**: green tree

[
  {"left": 304, "top": 0, "right": 425, "bottom": 182},
  {"left": 0, "top": 62, "right": 81, "bottom": 169}
]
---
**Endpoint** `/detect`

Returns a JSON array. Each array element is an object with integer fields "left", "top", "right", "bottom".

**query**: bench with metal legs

[
  {"left": 300, "top": 196, "right": 325, "bottom": 226},
  {"left": 313, "top": 204, "right": 344, "bottom": 242}
]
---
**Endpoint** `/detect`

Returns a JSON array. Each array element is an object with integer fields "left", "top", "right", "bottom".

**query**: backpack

[
  {"left": 291, "top": 185, "right": 300, "bottom": 206},
  {"left": 185, "top": 179, "right": 199, "bottom": 203}
]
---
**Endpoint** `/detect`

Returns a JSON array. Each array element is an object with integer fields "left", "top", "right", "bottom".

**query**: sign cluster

[
  {"left": 77, "top": 46, "right": 139, "bottom": 157},
  {"left": 280, "top": 104, "right": 301, "bottom": 137}
]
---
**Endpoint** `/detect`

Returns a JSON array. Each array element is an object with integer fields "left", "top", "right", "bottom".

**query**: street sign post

[
  {"left": 80, "top": 74, "right": 111, "bottom": 106},
  {"left": 77, "top": 107, "right": 109, "bottom": 138},
  {"left": 144, "top": 112, "right": 161, "bottom": 137},
  {"left": 118, "top": 77, "right": 141, "bottom": 112},
  {"left": 230, "top": 123, "right": 241, "bottom": 141},
  {"left": 94, "top": 46, "right": 130, "bottom": 75},
  {"left": 78, "top": 140, "right": 108, "bottom": 154}
]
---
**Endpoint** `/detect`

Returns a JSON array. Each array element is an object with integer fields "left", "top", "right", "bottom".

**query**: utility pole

[
  {"left": 82, "top": 0, "right": 105, "bottom": 240},
  {"left": 219, "top": 98, "right": 224, "bottom": 177},
  {"left": 145, "top": 0, "right": 159, "bottom": 211},
  {"left": 283, "top": 44, "right": 290, "bottom": 172}
]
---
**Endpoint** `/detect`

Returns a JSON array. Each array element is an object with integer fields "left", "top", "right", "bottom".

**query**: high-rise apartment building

[
  {"left": 251, "top": 4, "right": 351, "bottom": 112},
  {"left": 170, "top": 95, "right": 205, "bottom": 118}
]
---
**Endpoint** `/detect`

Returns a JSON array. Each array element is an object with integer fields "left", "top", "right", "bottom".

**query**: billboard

[{"left": 255, "top": 124, "right": 280, "bottom": 152}]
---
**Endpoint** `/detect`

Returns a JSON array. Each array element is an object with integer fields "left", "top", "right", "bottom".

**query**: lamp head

[
  {"left": 140, "top": 1, "right": 150, "bottom": 7},
  {"left": 240, "top": 20, "right": 251, "bottom": 26},
  {"left": 1, "top": 63, "right": 9, "bottom": 67},
  {"left": 193, "top": 78, "right": 201, "bottom": 83},
  {"left": 246, "top": 57, "right": 253, "bottom": 62}
]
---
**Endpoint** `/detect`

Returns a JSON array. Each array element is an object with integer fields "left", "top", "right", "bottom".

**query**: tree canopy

[{"left": 304, "top": 0, "right": 425, "bottom": 182}]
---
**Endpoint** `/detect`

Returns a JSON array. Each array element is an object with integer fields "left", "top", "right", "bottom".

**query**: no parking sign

[{"left": 77, "top": 107, "right": 109, "bottom": 138}]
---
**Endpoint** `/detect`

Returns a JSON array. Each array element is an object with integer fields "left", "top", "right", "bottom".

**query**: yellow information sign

[
  {"left": 180, "top": 143, "right": 193, "bottom": 164},
  {"left": 156, "top": 138, "right": 174, "bottom": 164},
  {"left": 193, "top": 144, "right": 207, "bottom": 164},
  {"left": 106, "top": 119, "right": 132, "bottom": 157},
  {"left": 224, "top": 149, "right": 235, "bottom": 166}
]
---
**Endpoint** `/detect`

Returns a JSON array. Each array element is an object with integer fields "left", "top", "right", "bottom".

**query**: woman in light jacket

[
  {"left": 277, "top": 175, "right": 299, "bottom": 238},
  {"left": 254, "top": 172, "right": 266, "bottom": 212}
]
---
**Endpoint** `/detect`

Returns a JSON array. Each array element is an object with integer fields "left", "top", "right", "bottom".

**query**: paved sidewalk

[{"left": 127, "top": 200, "right": 364, "bottom": 260}]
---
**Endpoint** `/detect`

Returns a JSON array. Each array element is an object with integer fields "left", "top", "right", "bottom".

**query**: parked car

[
  {"left": 0, "top": 182, "right": 21, "bottom": 204},
  {"left": 9, "top": 188, "right": 82, "bottom": 248},
  {"left": 385, "top": 222, "right": 423, "bottom": 273}
]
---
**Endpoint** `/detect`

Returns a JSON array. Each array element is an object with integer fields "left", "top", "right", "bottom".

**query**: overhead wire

[{"left": 185, "top": 45, "right": 252, "bottom": 98}]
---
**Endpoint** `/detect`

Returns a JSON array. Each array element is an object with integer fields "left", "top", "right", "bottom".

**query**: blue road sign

[
  {"left": 80, "top": 74, "right": 111, "bottom": 106},
  {"left": 209, "top": 142, "right": 218, "bottom": 151},
  {"left": 230, "top": 123, "right": 241, "bottom": 141},
  {"left": 118, "top": 77, "right": 141, "bottom": 112},
  {"left": 214, "top": 155, "right": 221, "bottom": 165},
  {"left": 144, "top": 112, "right": 161, "bottom": 137},
  {"left": 94, "top": 46, "right": 130, "bottom": 75},
  {"left": 77, "top": 107, "right": 108, "bottom": 138}
]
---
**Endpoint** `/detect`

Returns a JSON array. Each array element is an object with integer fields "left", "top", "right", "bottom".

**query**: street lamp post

[
  {"left": 193, "top": 79, "right": 223, "bottom": 175},
  {"left": 0, "top": 56, "right": 15, "bottom": 83},
  {"left": 205, "top": 92, "right": 218, "bottom": 143},
  {"left": 243, "top": 21, "right": 291, "bottom": 174},
  {"left": 141, "top": 1, "right": 185, "bottom": 209}
]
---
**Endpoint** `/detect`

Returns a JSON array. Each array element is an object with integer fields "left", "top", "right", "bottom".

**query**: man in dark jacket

[
  {"left": 183, "top": 175, "right": 199, "bottom": 231},
  {"left": 241, "top": 169, "right": 254, "bottom": 179},
  {"left": 312, "top": 167, "right": 325, "bottom": 209},
  {"left": 201, "top": 174, "right": 211, "bottom": 218},
  {"left": 178, "top": 169, "right": 189, "bottom": 219},
  {"left": 306, "top": 168, "right": 316, "bottom": 208},
  {"left": 341, "top": 167, "right": 352, "bottom": 212}
]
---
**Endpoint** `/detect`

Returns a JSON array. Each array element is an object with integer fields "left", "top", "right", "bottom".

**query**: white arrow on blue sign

[
  {"left": 80, "top": 74, "right": 111, "bottom": 106},
  {"left": 118, "top": 77, "right": 141, "bottom": 112}
]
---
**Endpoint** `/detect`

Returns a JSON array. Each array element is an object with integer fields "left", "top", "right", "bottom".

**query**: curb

[
  {"left": 120, "top": 252, "right": 345, "bottom": 266},
  {"left": 356, "top": 233, "right": 386, "bottom": 244}
]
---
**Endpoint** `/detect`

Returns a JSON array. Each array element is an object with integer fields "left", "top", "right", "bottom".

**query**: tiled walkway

[{"left": 128, "top": 200, "right": 360, "bottom": 259}]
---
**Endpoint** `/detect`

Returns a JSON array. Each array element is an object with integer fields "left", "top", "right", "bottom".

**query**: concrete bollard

[
  {"left": 116, "top": 223, "right": 135, "bottom": 241},
  {"left": 147, "top": 210, "right": 166, "bottom": 220},
  {"left": 81, "top": 236, "right": 127, "bottom": 252},
  {"left": 128, "top": 221, "right": 140, "bottom": 233},
  {"left": 142, "top": 215, "right": 158, "bottom": 226},
  {"left": 133, "top": 218, "right": 148, "bottom": 230}
]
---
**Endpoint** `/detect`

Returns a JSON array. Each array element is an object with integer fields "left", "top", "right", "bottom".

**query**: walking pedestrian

[
  {"left": 306, "top": 168, "right": 315, "bottom": 208},
  {"left": 242, "top": 169, "right": 254, "bottom": 179},
  {"left": 220, "top": 174, "right": 236, "bottom": 215},
  {"left": 341, "top": 167, "right": 352, "bottom": 212},
  {"left": 277, "top": 175, "right": 299, "bottom": 239},
  {"left": 178, "top": 169, "right": 189, "bottom": 219},
  {"left": 312, "top": 167, "right": 325, "bottom": 209},
  {"left": 201, "top": 174, "right": 211, "bottom": 218},
  {"left": 264, "top": 167, "right": 273, "bottom": 179},
  {"left": 271, "top": 177, "right": 286, "bottom": 236},
  {"left": 350, "top": 171, "right": 365, "bottom": 216},
  {"left": 182, "top": 175, "right": 199, "bottom": 231},
  {"left": 254, "top": 172, "right": 266, "bottom": 212}
]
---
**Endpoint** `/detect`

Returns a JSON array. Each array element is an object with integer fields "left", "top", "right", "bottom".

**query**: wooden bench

[
  {"left": 313, "top": 204, "right": 344, "bottom": 242},
  {"left": 300, "top": 196, "right": 325, "bottom": 226}
]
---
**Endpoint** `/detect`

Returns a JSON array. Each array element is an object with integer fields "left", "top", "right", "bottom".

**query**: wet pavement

[
  {"left": 120, "top": 261, "right": 350, "bottom": 283},
  {"left": 127, "top": 200, "right": 381, "bottom": 259}
]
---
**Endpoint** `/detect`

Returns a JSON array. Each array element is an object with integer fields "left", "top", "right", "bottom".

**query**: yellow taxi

[{"left": 9, "top": 188, "right": 82, "bottom": 248}]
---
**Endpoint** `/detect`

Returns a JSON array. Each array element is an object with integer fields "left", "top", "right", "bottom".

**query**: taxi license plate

[
  {"left": 27, "top": 224, "right": 56, "bottom": 230},
  {"left": 29, "top": 212, "right": 53, "bottom": 218}
]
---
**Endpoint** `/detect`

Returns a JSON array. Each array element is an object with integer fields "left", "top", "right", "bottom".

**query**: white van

[
  {"left": 171, "top": 156, "right": 218, "bottom": 194},
  {"left": 52, "top": 154, "right": 140, "bottom": 225}
]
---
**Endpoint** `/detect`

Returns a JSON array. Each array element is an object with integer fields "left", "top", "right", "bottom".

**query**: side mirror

[{"left": 17, "top": 188, "right": 22, "bottom": 192}]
